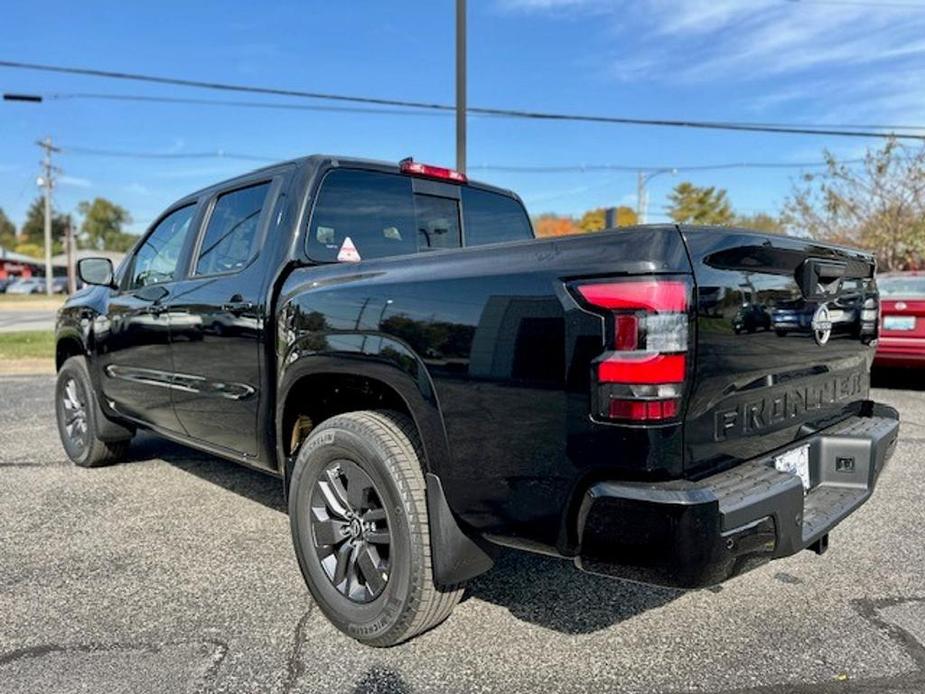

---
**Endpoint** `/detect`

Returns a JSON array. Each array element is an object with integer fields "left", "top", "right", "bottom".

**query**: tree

[
  {"left": 577, "top": 206, "right": 638, "bottom": 232},
  {"left": 0, "top": 208, "right": 16, "bottom": 249},
  {"left": 20, "top": 197, "right": 70, "bottom": 254},
  {"left": 784, "top": 139, "right": 925, "bottom": 271},
  {"left": 534, "top": 214, "right": 580, "bottom": 237},
  {"left": 734, "top": 212, "right": 786, "bottom": 235},
  {"left": 77, "top": 197, "right": 137, "bottom": 252},
  {"left": 667, "top": 182, "right": 734, "bottom": 225}
]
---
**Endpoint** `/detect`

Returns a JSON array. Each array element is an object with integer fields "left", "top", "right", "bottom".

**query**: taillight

[
  {"left": 574, "top": 278, "right": 691, "bottom": 423},
  {"left": 399, "top": 157, "right": 467, "bottom": 183}
]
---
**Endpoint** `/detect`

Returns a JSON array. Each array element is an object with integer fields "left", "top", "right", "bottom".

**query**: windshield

[{"left": 878, "top": 275, "right": 925, "bottom": 298}]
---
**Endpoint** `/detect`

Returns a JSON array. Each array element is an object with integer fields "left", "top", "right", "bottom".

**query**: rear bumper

[
  {"left": 575, "top": 403, "right": 899, "bottom": 588},
  {"left": 875, "top": 337, "right": 925, "bottom": 366}
]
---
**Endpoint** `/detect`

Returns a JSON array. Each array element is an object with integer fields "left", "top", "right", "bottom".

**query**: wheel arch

[
  {"left": 55, "top": 331, "right": 86, "bottom": 371},
  {"left": 276, "top": 352, "right": 451, "bottom": 482},
  {"left": 277, "top": 350, "right": 494, "bottom": 585}
]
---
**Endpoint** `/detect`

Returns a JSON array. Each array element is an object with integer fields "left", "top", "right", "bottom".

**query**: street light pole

[
  {"left": 456, "top": 0, "right": 467, "bottom": 174},
  {"left": 37, "top": 137, "right": 60, "bottom": 296},
  {"left": 636, "top": 167, "right": 677, "bottom": 224}
]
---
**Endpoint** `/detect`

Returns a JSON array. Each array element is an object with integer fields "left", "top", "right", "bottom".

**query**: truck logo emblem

[{"left": 811, "top": 304, "right": 832, "bottom": 346}]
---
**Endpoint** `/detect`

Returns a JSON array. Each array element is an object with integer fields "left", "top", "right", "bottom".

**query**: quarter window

[
  {"left": 462, "top": 187, "right": 533, "bottom": 246},
  {"left": 195, "top": 182, "right": 270, "bottom": 275},
  {"left": 127, "top": 204, "right": 196, "bottom": 289}
]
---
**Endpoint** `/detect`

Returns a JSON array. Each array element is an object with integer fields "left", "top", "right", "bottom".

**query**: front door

[
  {"left": 98, "top": 203, "right": 198, "bottom": 432},
  {"left": 166, "top": 180, "right": 275, "bottom": 460}
]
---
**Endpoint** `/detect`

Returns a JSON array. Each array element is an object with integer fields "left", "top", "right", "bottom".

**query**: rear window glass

[
  {"left": 879, "top": 276, "right": 925, "bottom": 297},
  {"left": 308, "top": 169, "right": 417, "bottom": 262},
  {"left": 462, "top": 187, "right": 533, "bottom": 246}
]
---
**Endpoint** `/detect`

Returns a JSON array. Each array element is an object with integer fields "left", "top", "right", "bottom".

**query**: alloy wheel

[
  {"left": 60, "top": 378, "right": 88, "bottom": 454},
  {"left": 310, "top": 460, "right": 391, "bottom": 603}
]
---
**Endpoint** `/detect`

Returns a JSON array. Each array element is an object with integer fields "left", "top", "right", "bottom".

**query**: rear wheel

[
  {"left": 289, "top": 410, "right": 463, "bottom": 646},
  {"left": 55, "top": 356, "right": 132, "bottom": 467}
]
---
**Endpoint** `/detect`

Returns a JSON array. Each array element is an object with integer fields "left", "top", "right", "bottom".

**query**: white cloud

[
  {"left": 506, "top": 0, "right": 925, "bottom": 124},
  {"left": 124, "top": 182, "right": 153, "bottom": 196},
  {"left": 58, "top": 175, "right": 92, "bottom": 189}
]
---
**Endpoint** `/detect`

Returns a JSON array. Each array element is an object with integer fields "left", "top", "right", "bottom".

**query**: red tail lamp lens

[
  {"left": 609, "top": 398, "right": 679, "bottom": 421},
  {"left": 614, "top": 314, "right": 639, "bottom": 351},
  {"left": 577, "top": 280, "right": 688, "bottom": 312},
  {"left": 598, "top": 353, "right": 686, "bottom": 384}
]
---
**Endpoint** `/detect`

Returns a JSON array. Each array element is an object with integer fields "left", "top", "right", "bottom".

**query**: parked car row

[{"left": 0, "top": 277, "right": 71, "bottom": 294}]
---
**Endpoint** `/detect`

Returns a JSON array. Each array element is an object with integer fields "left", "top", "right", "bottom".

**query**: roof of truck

[{"left": 182, "top": 154, "right": 520, "bottom": 203}]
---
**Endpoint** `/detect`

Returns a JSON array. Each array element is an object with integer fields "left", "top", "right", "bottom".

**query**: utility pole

[
  {"left": 456, "top": 0, "right": 467, "bottom": 174},
  {"left": 37, "top": 137, "right": 60, "bottom": 295},
  {"left": 65, "top": 218, "right": 76, "bottom": 294}
]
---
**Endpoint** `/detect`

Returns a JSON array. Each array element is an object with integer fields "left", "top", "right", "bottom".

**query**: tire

[
  {"left": 55, "top": 356, "right": 132, "bottom": 467},
  {"left": 288, "top": 410, "right": 464, "bottom": 647},
  {"left": 775, "top": 329, "right": 788, "bottom": 337}
]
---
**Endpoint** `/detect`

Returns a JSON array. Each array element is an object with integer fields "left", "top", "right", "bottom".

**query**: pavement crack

[
  {"left": 852, "top": 597, "right": 925, "bottom": 671},
  {"left": 282, "top": 606, "right": 315, "bottom": 694}
]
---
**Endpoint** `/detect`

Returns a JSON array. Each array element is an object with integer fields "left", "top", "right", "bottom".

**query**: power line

[
  {"left": 39, "top": 92, "right": 457, "bottom": 118},
  {"left": 11, "top": 90, "right": 925, "bottom": 133},
  {"left": 471, "top": 159, "right": 865, "bottom": 173},
  {"left": 3, "top": 60, "right": 925, "bottom": 141},
  {"left": 61, "top": 145, "right": 277, "bottom": 162},
  {"left": 54, "top": 142, "right": 865, "bottom": 175}
]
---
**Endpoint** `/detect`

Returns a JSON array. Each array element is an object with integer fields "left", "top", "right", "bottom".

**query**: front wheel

[
  {"left": 288, "top": 410, "right": 464, "bottom": 646},
  {"left": 55, "top": 356, "right": 132, "bottom": 467}
]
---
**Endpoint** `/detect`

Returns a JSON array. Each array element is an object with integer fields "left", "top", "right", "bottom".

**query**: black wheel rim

[
  {"left": 310, "top": 460, "right": 391, "bottom": 603},
  {"left": 59, "top": 377, "right": 88, "bottom": 455}
]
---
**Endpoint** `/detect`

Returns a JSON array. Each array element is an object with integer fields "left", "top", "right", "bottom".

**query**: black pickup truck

[{"left": 56, "top": 155, "right": 898, "bottom": 646}]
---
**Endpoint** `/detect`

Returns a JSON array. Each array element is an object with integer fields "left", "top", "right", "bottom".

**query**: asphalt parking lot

[{"left": 1, "top": 372, "right": 924, "bottom": 694}]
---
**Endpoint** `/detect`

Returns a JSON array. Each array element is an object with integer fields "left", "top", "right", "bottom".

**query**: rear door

[
  {"left": 165, "top": 176, "right": 283, "bottom": 462},
  {"left": 681, "top": 228, "right": 878, "bottom": 474}
]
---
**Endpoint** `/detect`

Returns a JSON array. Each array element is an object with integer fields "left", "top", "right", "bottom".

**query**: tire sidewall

[{"left": 289, "top": 418, "right": 422, "bottom": 643}]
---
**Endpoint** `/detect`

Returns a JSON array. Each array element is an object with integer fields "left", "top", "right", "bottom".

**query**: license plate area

[
  {"left": 883, "top": 315, "right": 916, "bottom": 331},
  {"left": 775, "top": 444, "right": 812, "bottom": 492}
]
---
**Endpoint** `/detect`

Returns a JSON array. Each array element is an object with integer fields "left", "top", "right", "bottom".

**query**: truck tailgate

[{"left": 681, "top": 227, "right": 878, "bottom": 475}]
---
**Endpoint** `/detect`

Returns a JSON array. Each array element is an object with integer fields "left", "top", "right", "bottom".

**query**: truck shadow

[
  {"left": 123, "top": 433, "right": 681, "bottom": 635},
  {"left": 872, "top": 366, "right": 925, "bottom": 391},
  {"left": 123, "top": 433, "right": 287, "bottom": 512},
  {"left": 466, "top": 548, "right": 683, "bottom": 634}
]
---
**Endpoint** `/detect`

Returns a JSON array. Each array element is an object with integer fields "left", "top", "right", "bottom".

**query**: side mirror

[{"left": 77, "top": 257, "right": 115, "bottom": 287}]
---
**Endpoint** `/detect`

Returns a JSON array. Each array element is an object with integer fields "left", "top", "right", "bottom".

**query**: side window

[
  {"left": 127, "top": 205, "right": 196, "bottom": 289},
  {"left": 462, "top": 187, "right": 534, "bottom": 246},
  {"left": 414, "top": 194, "right": 461, "bottom": 251},
  {"left": 195, "top": 182, "right": 271, "bottom": 275},
  {"left": 308, "top": 170, "right": 416, "bottom": 262}
]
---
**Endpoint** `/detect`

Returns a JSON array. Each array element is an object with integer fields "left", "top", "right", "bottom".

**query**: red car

[{"left": 875, "top": 271, "right": 925, "bottom": 367}]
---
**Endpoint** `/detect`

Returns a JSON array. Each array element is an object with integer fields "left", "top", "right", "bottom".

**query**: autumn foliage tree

[
  {"left": 784, "top": 139, "right": 925, "bottom": 271},
  {"left": 533, "top": 214, "right": 580, "bottom": 237},
  {"left": 578, "top": 206, "right": 638, "bottom": 232}
]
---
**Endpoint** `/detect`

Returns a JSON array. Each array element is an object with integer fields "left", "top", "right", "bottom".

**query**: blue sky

[{"left": 2, "top": 0, "right": 924, "bottom": 234}]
